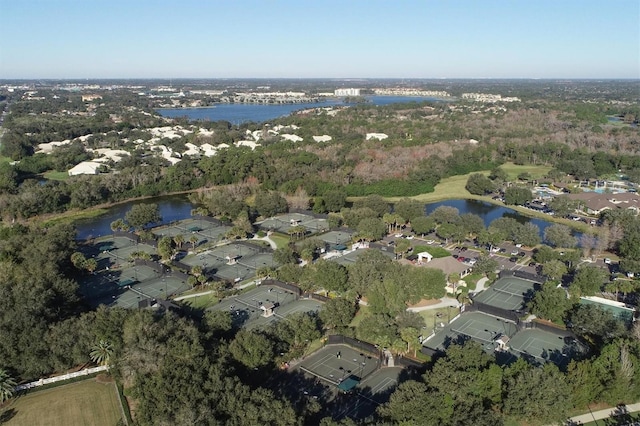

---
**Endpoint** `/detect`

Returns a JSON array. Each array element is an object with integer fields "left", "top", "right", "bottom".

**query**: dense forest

[{"left": 1, "top": 80, "right": 639, "bottom": 425}]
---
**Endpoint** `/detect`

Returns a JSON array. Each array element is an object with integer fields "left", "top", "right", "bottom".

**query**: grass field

[
  {"left": 497, "top": 163, "right": 553, "bottom": 181},
  {"left": 349, "top": 304, "right": 371, "bottom": 328},
  {"left": 42, "top": 170, "right": 70, "bottom": 181},
  {"left": 3, "top": 378, "right": 123, "bottom": 426},
  {"left": 268, "top": 233, "right": 290, "bottom": 249},
  {"left": 417, "top": 306, "right": 460, "bottom": 331},
  {"left": 181, "top": 292, "right": 220, "bottom": 309}
]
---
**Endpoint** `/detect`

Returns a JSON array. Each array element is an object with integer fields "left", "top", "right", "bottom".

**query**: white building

[
  {"left": 335, "top": 88, "right": 361, "bottom": 96},
  {"left": 68, "top": 161, "right": 103, "bottom": 176}
]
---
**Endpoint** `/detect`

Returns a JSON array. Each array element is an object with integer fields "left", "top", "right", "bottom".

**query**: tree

[
  {"left": 229, "top": 330, "right": 274, "bottom": 369},
  {"left": 313, "top": 260, "right": 348, "bottom": 293},
  {"left": 0, "top": 368, "right": 16, "bottom": 404},
  {"left": 549, "top": 196, "right": 579, "bottom": 218},
  {"left": 355, "top": 314, "right": 398, "bottom": 348},
  {"left": 503, "top": 363, "right": 571, "bottom": 425},
  {"left": 110, "top": 218, "right": 128, "bottom": 233},
  {"left": 527, "top": 281, "right": 570, "bottom": 323},
  {"left": 570, "top": 265, "right": 608, "bottom": 296},
  {"left": 489, "top": 167, "right": 508, "bottom": 182},
  {"left": 322, "top": 189, "right": 347, "bottom": 212},
  {"left": 377, "top": 380, "right": 446, "bottom": 424},
  {"left": 254, "top": 190, "right": 288, "bottom": 218},
  {"left": 319, "top": 298, "right": 357, "bottom": 330},
  {"left": 513, "top": 222, "right": 541, "bottom": 247},
  {"left": 157, "top": 236, "right": 174, "bottom": 261},
  {"left": 70, "top": 251, "right": 87, "bottom": 269},
  {"left": 356, "top": 217, "right": 386, "bottom": 241},
  {"left": 352, "top": 194, "right": 390, "bottom": 217},
  {"left": 476, "top": 229, "right": 505, "bottom": 251},
  {"left": 125, "top": 203, "right": 162, "bottom": 230},
  {"left": 394, "top": 238, "right": 411, "bottom": 259},
  {"left": 273, "top": 247, "right": 297, "bottom": 265},
  {"left": 569, "top": 304, "right": 627, "bottom": 346},
  {"left": 410, "top": 216, "right": 436, "bottom": 236},
  {"left": 542, "top": 259, "right": 567, "bottom": 281},
  {"left": 533, "top": 245, "right": 559, "bottom": 264},
  {"left": 473, "top": 255, "right": 499, "bottom": 276},
  {"left": 544, "top": 224, "right": 577, "bottom": 248},
  {"left": 503, "top": 187, "right": 533, "bottom": 206},
  {"left": 394, "top": 198, "right": 425, "bottom": 223},
  {"left": 89, "top": 339, "right": 113, "bottom": 366},
  {"left": 459, "top": 213, "right": 485, "bottom": 237},
  {"left": 173, "top": 234, "right": 185, "bottom": 249},
  {"left": 429, "top": 206, "right": 459, "bottom": 224},
  {"left": 465, "top": 173, "right": 495, "bottom": 195}
]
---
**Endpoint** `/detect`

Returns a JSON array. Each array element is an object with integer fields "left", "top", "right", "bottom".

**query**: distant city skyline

[{"left": 0, "top": 0, "right": 638, "bottom": 80}]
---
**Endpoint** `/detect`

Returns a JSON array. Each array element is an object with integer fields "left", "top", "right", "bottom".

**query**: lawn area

[
  {"left": 42, "top": 170, "right": 70, "bottom": 181},
  {"left": 417, "top": 306, "right": 460, "bottom": 331},
  {"left": 349, "top": 304, "right": 371, "bottom": 328},
  {"left": 180, "top": 292, "right": 220, "bottom": 309},
  {"left": 3, "top": 377, "right": 123, "bottom": 426},
  {"left": 462, "top": 273, "right": 485, "bottom": 291},
  {"left": 413, "top": 245, "right": 450, "bottom": 258},
  {"left": 268, "top": 233, "right": 290, "bottom": 249},
  {"left": 497, "top": 162, "right": 553, "bottom": 181}
]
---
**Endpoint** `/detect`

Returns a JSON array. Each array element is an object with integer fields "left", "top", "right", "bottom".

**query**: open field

[
  {"left": 42, "top": 170, "right": 70, "bottom": 181},
  {"left": 268, "top": 233, "right": 290, "bottom": 249},
  {"left": 497, "top": 163, "right": 553, "bottom": 181},
  {"left": 3, "top": 378, "right": 123, "bottom": 426}
]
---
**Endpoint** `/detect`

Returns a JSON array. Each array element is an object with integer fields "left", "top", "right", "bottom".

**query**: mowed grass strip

[{"left": 4, "top": 378, "right": 123, "bottom": 426}]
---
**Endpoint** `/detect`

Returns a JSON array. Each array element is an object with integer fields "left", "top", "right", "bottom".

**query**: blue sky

[{"left": 0, "top": 0, "right": 638, "bottom": 79}]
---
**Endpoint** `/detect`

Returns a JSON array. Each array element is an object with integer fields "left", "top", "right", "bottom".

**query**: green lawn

[
  {"left": 417, "top": 306, "right": 460, "bottom": 331},
  {"left": 497, "top": 162, "right": 553, "bottom": 181},
  {"left": 269, "top": 233, "right": 290, "bottom": 249},
  {"left": 42, "top": 170, "right": 70, "bottom": 181},
  {"left": 349, "top": 304, "right": 371, "bottom": 328},
  {"left": 413, "top": 245, "right": 450, "bottom": 258},
  {"left": 180, "top": 292, "right": 220, "bottom": 309},
  {"left": 3, "top": 377, "right": 123, "bottom": 426}
]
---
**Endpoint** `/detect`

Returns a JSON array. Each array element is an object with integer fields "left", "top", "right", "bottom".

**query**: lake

[
  {"left": 157, "top": 95, "right": 442, "bottom": 124},
  {"left": 75, "top": 196, "right": 563, "bottom": 241}
]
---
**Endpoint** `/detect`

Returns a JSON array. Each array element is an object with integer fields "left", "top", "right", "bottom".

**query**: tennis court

[
  {"left": 181, "top": 242, "right": 274, "bottom": 282},
  {"left": 508, "top": 329, "right": 570, "bottom": 365},
  {"left": 297, "top": 344, "right": 379, "bottom": 386},
  {"left": 473, "top": 276, "right": 538, "bottom": 311},
  {"left": 208, "top": 285, "right": 309, "bottom": 329},
  {"left": 422, "top": 311, "right": 518, "bottom": 353},
  {"left": 334, "top": 367, "right": 402, "bottom": 421},
  {"left": 153, "top": 219, "right": 231, "bottom": 245},
  {"left": 112, "top": 275, "right": 190, "bottom": 309},
  {"left": 259, "top": 212, "right": 329, "bottom": 234},
  {"left": 318, "top": 230, "right": 354, "bottom": 247}
]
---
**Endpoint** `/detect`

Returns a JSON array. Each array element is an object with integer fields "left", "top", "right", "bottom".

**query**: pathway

[
  {"left": 475, "top": 277, "right": 489, "bottom": 292},
  {"left": 252, "top": 234, "right": 277, "bottom": 249},
  {"left": 406, "top": 297, "right": 461, "bottom": 312},
  {"left": 564, "top": 401, "right": 640, "bottom": 425}
]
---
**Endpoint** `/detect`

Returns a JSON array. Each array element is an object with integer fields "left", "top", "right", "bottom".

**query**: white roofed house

[
  {"left": 68, "top": 161, "right": 104, "bottom": 176},
  {"left": 366, "top": 133, "right": 388, "bottom": 141}
]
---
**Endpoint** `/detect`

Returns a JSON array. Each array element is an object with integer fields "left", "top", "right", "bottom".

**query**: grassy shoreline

[{"left": 32, "top": 163, "right": 588, "bottom": 234}]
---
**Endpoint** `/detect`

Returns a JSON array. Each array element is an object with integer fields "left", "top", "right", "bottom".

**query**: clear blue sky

[{"left": 0, "top": 0, "right": 638, "bottom": 79}]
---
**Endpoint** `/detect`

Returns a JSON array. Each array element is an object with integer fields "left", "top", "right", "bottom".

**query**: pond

[{"left": 424, "top": 199, "right": 560, "bottom": 236}]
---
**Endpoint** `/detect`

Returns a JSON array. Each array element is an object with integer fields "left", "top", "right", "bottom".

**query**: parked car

[{"left": 604, "top": 258, "right": 612, "bottom": 264}]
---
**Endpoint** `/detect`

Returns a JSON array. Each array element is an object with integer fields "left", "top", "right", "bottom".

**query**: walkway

[
  {"left": 252, "top": 234, "right": 277, "bottom": 250},
  {"left": 406, "top": 297, "right": 461, "bottom": 312},
  {"left": 475, "top": 277, "right": 489, "bottom": 292},
  {"left": 565, "top": 402, "right": 640, "bottom": 425}
]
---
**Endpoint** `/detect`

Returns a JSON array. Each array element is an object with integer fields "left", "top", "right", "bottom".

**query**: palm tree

[
  {"left": 0, "top": 368, "right": 16, "bottom": 404},
  {"left": 189, "top": 235, "right": 198, "bottom": 250},
  {"left": 174, "top": 234, "right": 185, "bottom": 249},
  {"left": 90, "top": 340, "right": 114, "bottom": 366}
]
